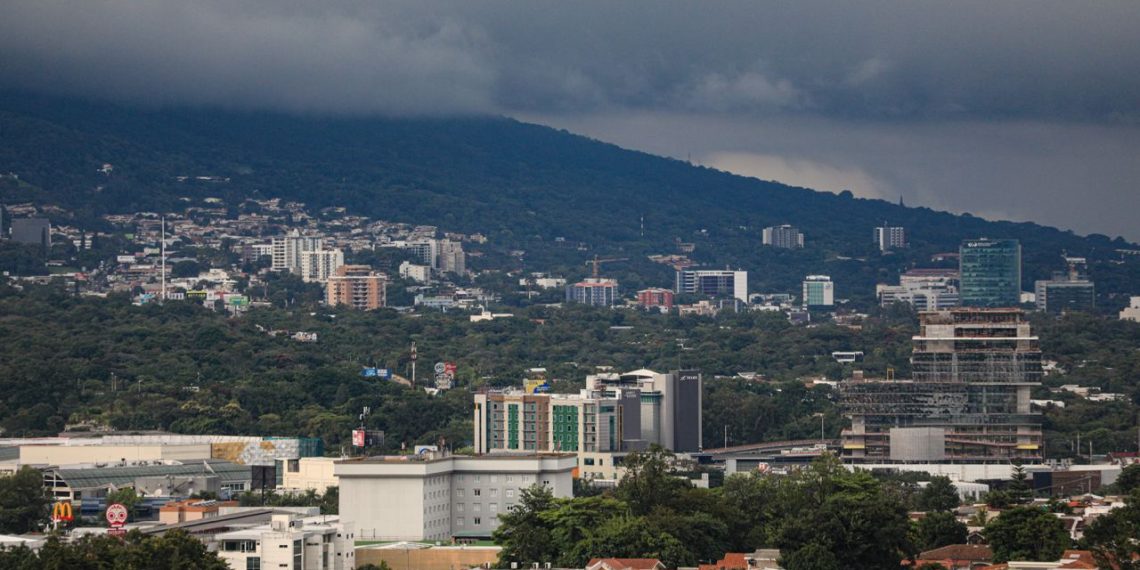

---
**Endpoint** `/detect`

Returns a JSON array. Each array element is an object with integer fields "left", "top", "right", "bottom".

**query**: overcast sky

[{"left": 3, "top": 1, "right": 1138, "bottom": 239}]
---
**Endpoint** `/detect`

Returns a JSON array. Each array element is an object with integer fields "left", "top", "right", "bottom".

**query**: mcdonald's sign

[{"left": 51, "top": 501, "right": 74, "bottom": 523}]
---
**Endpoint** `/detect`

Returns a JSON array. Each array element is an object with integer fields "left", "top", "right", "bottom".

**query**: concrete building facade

[
  {"left": 675, "top": 269, "right": 748, "bottom": 302},
  {"left": 216, "top": 513, "right": 354, "bottom": 570},
  {"left": 299, "top": 249, "right": 345, "bottom": 283},
  {"left": 566, "top": 278, "right": 619, "bottom": 306},
  {"left": 841, "top": 308, "right": 1043, "bottom": 463},
  {"left": 335, "top": 453, "right": 575, "bottom": 541},
  {"left": 762, "top": 225, "right": 804, "bottom": 249},
  {"left": 873, "top": 225, "right": 906, "bottom": 251},
  {"left": 325, "top": 265, "right": 386, "bottom": 310}
]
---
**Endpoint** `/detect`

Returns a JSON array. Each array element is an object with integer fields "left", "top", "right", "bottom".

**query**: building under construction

[{"left": 841, "top": 308, "right": 1043, "bottom": 463}]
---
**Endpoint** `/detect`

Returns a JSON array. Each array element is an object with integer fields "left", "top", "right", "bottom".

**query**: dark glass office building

[{"left": 959, "top": 238, "right": 1021, "bottom": 307}]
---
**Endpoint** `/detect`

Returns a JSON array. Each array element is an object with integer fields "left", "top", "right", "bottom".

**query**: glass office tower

[{"left": 959, "top": 238, "right": 1021, "bottom": 307}]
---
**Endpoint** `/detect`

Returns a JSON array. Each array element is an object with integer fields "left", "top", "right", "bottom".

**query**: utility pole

[{"left": 723, "top": 425, "right": 728, "bottom": 449}]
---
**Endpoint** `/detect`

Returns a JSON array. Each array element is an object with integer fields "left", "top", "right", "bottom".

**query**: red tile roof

[{"left": 918, "top": 544, "right": 993, "bottom": 562}]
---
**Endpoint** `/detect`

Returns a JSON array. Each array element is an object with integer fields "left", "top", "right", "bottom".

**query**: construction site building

[{"left": 841, "top": 308, "right": 1042, "bottom": 463}]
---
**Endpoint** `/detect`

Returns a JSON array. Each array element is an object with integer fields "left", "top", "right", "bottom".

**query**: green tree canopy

[
  {"left": 917, "top": 476, "right": 960, "bottom": 512},
  {"left": 985, "top": 506, "right": 1070, "bottom": 563},
  {"left": 1083, "top": 490, "right": 1140, "bottom": 570},
  {"left": 915, "top": 511, "right": 968, "bottom": 551},
  {"left": 0, "top": 466, "right": 49, "bottom": 534}
]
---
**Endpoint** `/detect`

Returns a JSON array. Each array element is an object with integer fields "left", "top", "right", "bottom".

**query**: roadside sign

[
  {"left": 51, "top": 501, "right": 74, "bottom": 523},
  {"left": 106, "top": 503, "right": 128, "bottom": 528}
]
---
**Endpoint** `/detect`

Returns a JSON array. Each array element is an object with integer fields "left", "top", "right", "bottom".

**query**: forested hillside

[
  {"left": 1, "top": 91, "right": 1138, "bottom": 307},
  {"left": 1, "top": 284, "right": 1137, "bottom": 455}
]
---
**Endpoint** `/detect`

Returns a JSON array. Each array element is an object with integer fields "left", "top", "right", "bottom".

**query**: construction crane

[{"left": 586, "top": 255, "right": 628, "bottom": 278}]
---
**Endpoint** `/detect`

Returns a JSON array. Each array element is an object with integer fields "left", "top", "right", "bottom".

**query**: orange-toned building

[
  {"left": 158, "top": 499, "right": 238, "bottom": 525},
  {"left": 325, "top": 265, "right": 386, "bottom": 310}
]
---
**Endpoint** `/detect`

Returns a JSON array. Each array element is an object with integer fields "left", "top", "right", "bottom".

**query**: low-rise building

[
  {"left": 280, "top": 457, "right": 339, "bottom": 493},
  {"left": 215, "top": 513, "right": 354, "bottom": 570},
  {"left": 1119, "top": 296, "right": 1140, "bottom": 322},
  {"left": 335, "top": 452, "right": 576, "bottom": 542},
  {"left": 158, "top": 499, "right": 239, "bottom": 525}
]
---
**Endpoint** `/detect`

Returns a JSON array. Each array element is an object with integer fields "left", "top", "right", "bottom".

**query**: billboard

[{"left": 352, "top": 429, "right": 384, "bottom": 448}]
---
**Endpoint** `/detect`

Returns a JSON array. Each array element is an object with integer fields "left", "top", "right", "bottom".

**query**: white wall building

[
  {"left": 802, "top": 275, "right": 835, "bottom": 309},
  {"left": 1120, "top": 296, "right": 1140, "bottom": 322},
  {"left": 280, "top": 457, "right": 340, "bottom": 493},
  {"left": 873, "top": 225, "right": 907, "bottom": 251},
  {"left": 335, "top": 453, "right": 575, "bottom": 542},
  {"left": 216, "top": 514, "right": 354, "bottom": 570},
  {"left": 299, "top": 249, "right": 345, "bottom": 283},
  {"left": 398, "top": 261, "right": 432, "bottom": 283},
  {"left": 271, "top": 231, "right": 323, "bottom": 272},
  {"left": 762, "top": 225, "right": 804, "bottom": 249},
  {"left": 877, "top": 269, "right": 960, "bottom": 310}
]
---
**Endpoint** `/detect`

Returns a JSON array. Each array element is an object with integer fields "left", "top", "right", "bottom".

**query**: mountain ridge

[{"left": 1, "top": 90, "right": 1136, "bottom": 306}]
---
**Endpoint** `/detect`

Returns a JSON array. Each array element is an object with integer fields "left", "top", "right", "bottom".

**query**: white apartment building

[
  {"left": 299, "top": 249, "right": 344, "bottom": 283},
  {"left": 216, "top": 514, "right": 354, "bottom": 570},
  {"left": 877, "top": 269, "right": 960, "bottom": 310},
  {"left": 335, "top": 453, "right": 575, "bottom": 542},
  {"left": 762, "top": 224, "right": 804, "bottom": 249},
  {"left": 271, "top": 231, "right": 323, "bottom": 272},
  {"left": 873, "top": 225, "right": 907, "bottom": 251},
  {"left": 398, "top": 261, "right": 432, "bottom": 283}
]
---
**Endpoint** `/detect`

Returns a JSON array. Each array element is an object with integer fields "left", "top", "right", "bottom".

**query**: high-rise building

[
  {"left": 473, "top": 369, "right": 703, "bottom": 456},
  {"left": 1034, "top": 256, "right": 1094, "bottom": 314},
  {"left": 873, "top": 224, "right": 907, "bottom": 251},
  {"left": 404, "top": 240, "right": 438, "bottom": 267},
  {"left": 841, "top": 308, "right": 1043, "bottom": 463},
  {"left": 877, "top": 269, "right": 960, "bottom": 310},
  {"left": 762, "top": 225, "right": 804, "bottom": 249},
  {"left": 271, "top": 230, "right": 323, "bottom": 272},
  {"left": 10, "top": 218, "right": 51, "bottom": 250},
  {"left": 637, "top": 288, "right": 675, "bottom": 311},
  {"left": 299, "top": 249, "right": 345, "bottom": 283},
  {"left": 326, "top": 265, "right": 386, "bottom": 310},
  {"left": 674, "top": 269, "right": 748, "bottom": 302},
  {"left": 566, "top": 278, "right": 619, "bottom": 306},
  {"left": 959, "top": 238, "right": 1021, "bottom": 307},
  {"left": 802, "top": 275, "right": 834, "bottom": 309},
  {"left": 437, "top": 239, "right": 466, "bottom": 275}
]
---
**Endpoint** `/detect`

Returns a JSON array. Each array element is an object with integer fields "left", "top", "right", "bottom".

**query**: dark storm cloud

[
  {"left": 2, "top": 1, "right": 1139, "bottom": 121},
  {"left": 3, "top": 1, "right": 1139, "bottom": 240}
]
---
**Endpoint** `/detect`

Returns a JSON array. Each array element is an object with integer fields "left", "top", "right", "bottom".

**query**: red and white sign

[
  {"left": 106, "top": 503, "right": 129, "bottom": 528},
  {"left": 352, "top": 429, "right": 366, "bottom": 447}
]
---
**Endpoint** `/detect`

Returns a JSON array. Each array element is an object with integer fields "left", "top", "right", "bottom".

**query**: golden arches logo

[{"left": 51, "top": 501, "right": 74, "bottom": 522}]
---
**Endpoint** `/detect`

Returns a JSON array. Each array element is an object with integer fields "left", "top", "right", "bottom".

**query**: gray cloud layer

[
  {"left": 3, "top": 1, "right": 1139, "bottom": 240},
  {"left": 3, "top": 1, "right": 1140, "bottom": 121}
]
